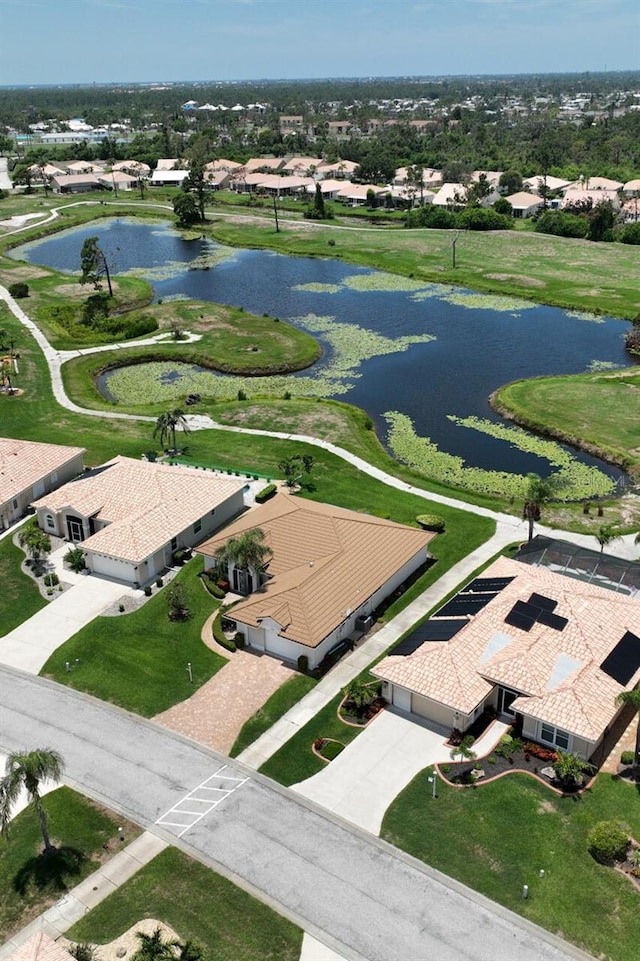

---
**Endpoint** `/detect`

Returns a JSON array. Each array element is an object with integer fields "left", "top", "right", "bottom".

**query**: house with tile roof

[
  {"left": 505, "top": 191, "right": 544, "bottom": 218},
  {"left": 198, "top": 493, "right": 434, "bottom": 669},
  {"left": 32, "top": 456, "right": 246, "bottom": 586},
  {"left": 0, "top": 437, "right": 85, "bottom": 532},
  {"left": 6, "top": 932, "right": 74, "bottom": 961},
  {"left": 374, "top": 554, "right": 640, "bottom": 760}
]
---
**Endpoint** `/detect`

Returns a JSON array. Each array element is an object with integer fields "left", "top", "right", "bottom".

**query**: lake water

[{"left": 12, "top": 217, "right": 632, "bottom": 488}]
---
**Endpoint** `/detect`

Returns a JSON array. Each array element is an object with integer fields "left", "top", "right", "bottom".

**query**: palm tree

[
  {"left": 450, "top": 735, "right": 476, "bottom": 763},
  {"left": 595, "top": 523, "right": 620, "bottom": 555},
  {"left": 153, "top": 409, "right": 190, "bottom": 452},
  {"left": 216, "top": 528, "right": 272, "bottom": 594},
  {"left": 522, "top": 472, "right": 557, "bottom": 542},
  {"left": 0, "top": 748, "right": 64, "bottom": 852},
  {"left": 175, "top": 941, "right": 203, "bottom": 961},
  {"left": 131, "top": 928, "right": 175, "bottom": 961},
  {"left": 552, "top": 750, "right": 593, "bottom": 790},
  {"left": 617, "top": 689, "right": 640, "bottom": 763}
]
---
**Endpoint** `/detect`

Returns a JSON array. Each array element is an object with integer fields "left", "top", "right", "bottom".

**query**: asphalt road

[{"left": 0, "top": 667, "right": 591, "bottom": 961}]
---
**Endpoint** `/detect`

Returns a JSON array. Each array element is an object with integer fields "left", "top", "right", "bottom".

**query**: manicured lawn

[
  {"left": 0, "top": 534, "right": 46, "bottom": 636},
  {"left": 495, "top": 368, "right": 640, "bottom": 475},
  {"left": 0, "top": 787, "right": 140, "bottom": 942},
  {"left": 230, "top": 674, "right": 318, "bottom": 758},
  {"left": 382, "top": 771, "right": 640, "bottom": 961},
  {"left": 40, "top": 558, "right": 227, "bottom": 716},
  {"left": 67, "top": 846, "right": 302, "bottom": 961}
]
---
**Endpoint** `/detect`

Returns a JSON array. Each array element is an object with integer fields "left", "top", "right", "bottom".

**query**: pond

[{"left": 12, "top": 217, "right": 633, "bottom": 501}]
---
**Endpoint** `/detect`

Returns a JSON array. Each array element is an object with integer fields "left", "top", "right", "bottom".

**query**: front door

[
  {"left": 497, "top": 687, "right": 520, "bottom": 719},
  {"left": 232, "top": 567, "right": 253, "bottom": 596},
  {"left": 66, "top": 515, "right": 84, "bottom": 542}
]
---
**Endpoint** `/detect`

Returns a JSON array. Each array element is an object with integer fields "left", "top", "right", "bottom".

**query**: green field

[
  {"left": 0, "top": 535, "right": 46, "bottom": 636},
  {"left": 68, "top": 846, "right": 302, "bottom": 961},
  {"left": 382, "top": 771, "right": 640, "bottom": 961}
]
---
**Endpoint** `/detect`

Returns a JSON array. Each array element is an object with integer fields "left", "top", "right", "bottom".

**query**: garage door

[{"left": 90, "top": 554, "right": 136, "bottom": 584}]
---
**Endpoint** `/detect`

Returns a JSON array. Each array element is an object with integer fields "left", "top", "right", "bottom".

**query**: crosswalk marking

[{"left": 155, "top": 764, "right": 250, "bottom": 837}]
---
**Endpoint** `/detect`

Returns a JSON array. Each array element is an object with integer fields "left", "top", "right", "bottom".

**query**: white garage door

[{"left": 90, "top": 554, "right": 136, "bottom": 584}]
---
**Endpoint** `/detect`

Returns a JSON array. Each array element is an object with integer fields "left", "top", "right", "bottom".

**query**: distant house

[
  {"left": 279, "top": 115, "right": 304, "bottom": 136},
  {"left": 51, "top": 173, "right": 102, "bottom": 194},
  {"left": 242, "top": 157, "right": 286, "bottom": 174},
  {"left": 375, "top": 551, "right": 640, "bottom": 760},
  {"left": 112, "top": 160, "right": 151, "bottom": 177},
  {"left": 98, "top": 171, "right": 138, "bottom": 191},
  {"left": 563, "top": 176, "right": 623, "bottom": 192},
  {"left": 431, "top": 183, "right": 468, "bottom": 209},
  {"left": 622, "top": 179, "right": 640, "bottom": 196},
  {"left": 66, "top": 161, "right": 105, "bottom": 175},
  {"left": 305, "top": 178, "right": 347, "bottom": 200},
  {"left": 150, "top": 169, "right": 190, "bottom": 187},
  {"left": 316, "top": 160, "right": 359, "bottom": 179},
  {"left": 560, "top": 187, "right": 620, "bottom": 211},
  {"left": 336, "top": 183, "right": 387, "bottom": 206},
  {"left": 32, "top": 456, "right": 247, "bottom": 587},
  {"left": 523, "top": 175, "right": 572, "bottom": 194},
  {"left": 0, "top": 437, "right": 85, "bottom": 532},
  {"left": 282, "top": 156, "right": 323, "bottom": 176},
  {"left": 505, "top": 192, "right": 544, "bottom": 218},
  {"left": 6, "top": 932, "right": 74, "bottom": 961},
  {"left": 198, "top": 493, "right": 434, "bottom": 669}
]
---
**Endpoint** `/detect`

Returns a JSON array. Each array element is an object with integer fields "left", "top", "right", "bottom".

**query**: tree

[
  {"left": 278, "top": 454, "right": 313, "bottom": 490},
  {"left": 343, "top": 679, "right": 375, "bottom": 712},
  {"left": 499, "top": 170, "right": 523, "bottom": 196},
  {"left": 80, "top": 237, "right": 113, "bottom": 297},
  {"left": 18, "top": 521, "right": 51, "bottom": 568},
  {"left": 305, "top": 182, "right": 326, "bottom": 220},
  {"left": 552, "top": 750, "right": 592, "bottom": 790},
  {"left": 166, "top": 582, "right": 191, "bottom": 621},
  {"left": 216, "top": 528, "right": 272, "bottom": 592},
  {"left": 153, "top": 409, "right": 190, "bottom": 452},
  {"left": 0, "top": 748, "right": 65, "bottom": 852},
  {"left": 173, "top": 192, "right": 200, "bottom": 228},
  {"left": 595, "top": 523, "right": 620, "bottom": 554},
  {"left": 616, "top": 689, "right": 640, "bottom": 763},
  {"left": 183, "top": 156, "right": 209, "bottom": 222},
  {"left": 587, "top": 199, "right": 616, "bottom": 242},
  {"left": 450, "top": 735, "right": 476, "bottom": 763},
  {"left": 522, "top": 473, "right": 557, "bottom": 542},
  {"left": 131, "top": 927, "right": 175, "bottom": 961}
]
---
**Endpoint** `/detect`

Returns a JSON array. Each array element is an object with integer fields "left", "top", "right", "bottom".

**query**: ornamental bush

[
  {"left": 212, "top": 611, "right": 236, "bottom": 651},
  {"left": 8, "top": 282, "right": 29, "bottom": 298},
  {"left": 416, "top": 513, "right": 445, "bottom": 533},
  {"left": 620, "top": 223, "right": 640, "bottom": 245},
  {"left": 255, "top": 483, "right": 277, "bottom": 504},
  {"left": 621, "top": 750, "right": 635, "bottom": 765},
  {"left": 588, "top": 820, "right": 630, "bottom": 864}
]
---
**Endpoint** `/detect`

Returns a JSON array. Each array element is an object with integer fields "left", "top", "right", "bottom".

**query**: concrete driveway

[
  {"left": 0, "top": 575, "right": 132, "bottom": 673},
  {"left": 293, "top": 710, "right": 509, "bottom": 835}
]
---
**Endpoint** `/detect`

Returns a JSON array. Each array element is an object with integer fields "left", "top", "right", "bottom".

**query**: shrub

[
  {"left": 144, "top": 585, "right": 152, "bottom": 597},
  {"left": 46, "top": 588, "right": 53, "bottom": 596},
  {"left": 43, "top": 573, "right": 59, "bottom": 587},
  {"left": 118, "top": 603, "right": 125, "bottom": 613},
  {"left": 166, "top": 582, "right": 190, "bottom": 620},
  {"left": 173, "top": 550, "right": 186, "bottom": 566},
  {"left": 522, "top": 741, "right": 558, "bottom": 763},
  {"left": 234, "top": 632, "right": 245, "bottom": 648},
  {"left": 237, "top": 389, "right": 247, "bottom": 401},
  {"left": 327, "top": 238, "right": 336, "bottom": 246},
  {"left": 621, "top": 223, "right": 640, "bottom": 245},
  {"left": 8, "top": 281, "right": 29, "bottom": 298},
  {"left": 297, "top": 654, "right": 309, "bottom": 673},
  {"left": 212, "top": 611, "right": 236, "bottom": 651},
  {"left": 455, "top": 207, "right": 511, "bottom": 231},
  {"left": 488, "top": 754, "right": 496, "bottom": 764},
  {"left": 155, "top": 577, "right": 164, "bottom": 588},
  {"left": 621, "top": 750, "right": 635, "bottom": 765},
  {"left": 255, "top": 483, "right": 277, "bottom": 504},
  {"left": 416, "top": 513, "right": 445, "bottom": 533},
  {"left": 199, "top": 573, "right": 225, "bottom": 599},
  {"left": 588, "top": 820, "right": 630, "bottom": 864},
  {"left": 409, "top": 205, "right": 456, "bottom": 229},
  {"left": 535, "top": 210, "right": 589, "bottom": 239},
  {"left": 439, "top": 763, "right": 451, "bottom": 774},
  {"left": 64, "top": 547, "right": 86, "bottom": 573}
]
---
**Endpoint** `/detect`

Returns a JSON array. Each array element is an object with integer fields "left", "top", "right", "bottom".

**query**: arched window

[{"left": 45, "top": 514, "right": 56, "bottom": 529}]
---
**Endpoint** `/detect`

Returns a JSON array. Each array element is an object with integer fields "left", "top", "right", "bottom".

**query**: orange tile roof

[
  {"left": 7, "top": 933, "right": 73, "bottom": 961},
  {"left": 0, "top": 437, "right": 85, "bottom": 505},
  {"left": 198, "top": 494, "right": 434, "bottom": 649},
  {"left": 32, "top": 456, "right": 245, "bottom": 564},
  {"left": 376, "top": 555, "right": 640, "bottom": 742}
]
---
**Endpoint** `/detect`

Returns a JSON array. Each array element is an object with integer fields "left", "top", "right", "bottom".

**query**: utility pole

[
  {"left": 451, "top": 230, "right": 460, "bottom": 269},
  {"left": 273, "top": 194, "right": 280, "bottom": 233}
]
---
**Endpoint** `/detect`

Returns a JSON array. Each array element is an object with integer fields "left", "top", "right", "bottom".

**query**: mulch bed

[
  {"left": 617, "top": 762, "right": 640, "bottom": 785},
  {"left": 440, "top": 745, "right": 585, "bottom": 794}
]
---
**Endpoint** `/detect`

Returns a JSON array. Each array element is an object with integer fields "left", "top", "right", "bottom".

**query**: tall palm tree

[
  {"left": 215, "top": 528, "right": 272, "bottom": 594},
  {"left": 595, "top": 523, "right": 620, "bottom": 555},
  {"left": 153, "top": 409, "right": 190, "bottom": 452},
  {"left": 522, "top": 472, "right": 557, "bottom": 543},
  {"left": 617, "top": 689, "right": 640, "bottom": 763},
  {"left": 0, "top": 748, "right": 64, "bottom": 852}
]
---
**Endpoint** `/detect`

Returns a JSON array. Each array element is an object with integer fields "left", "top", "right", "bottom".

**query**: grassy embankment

[
  {"left": 382, "top": 771, "right": 640, "bottom": 961},
  {"left": 67, "top": 846, "right": 302, "bottom": 961},
  {"left": 0, "top": 787, "right": 140, "bottom": 942},
  {"left": 0, "top": 535, "right": 46, "bottom": 635}
]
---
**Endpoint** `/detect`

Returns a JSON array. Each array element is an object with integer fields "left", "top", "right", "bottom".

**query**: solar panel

[
  {"left": 510, "top": 599, "right": 539, "bottom": 619},
  {"left": 438, "top": 594, "right": 495, "bottom": 617},
  {"left": 529, "top": 592, "right": 557, "bottom": 613},
  {"left": 504, "top": 608, "right": 535, "bottom": 632},
  {"left": 392, "top": 619, "right": 468, "bottom": 655},
  {"left": 600, "top": 631, "right": 640, "bottom": 686},
  {"left": 538, "top": 609, "right": 568, "bottom": 631},
  {"left": 465, "top": 576, "right": 515, "bottom": 594}
]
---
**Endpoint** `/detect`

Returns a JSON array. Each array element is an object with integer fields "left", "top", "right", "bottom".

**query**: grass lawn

[
  {"left": 0, "top": 534, "right": 46, "bottom": 636},
  {"left": 494, "top": 368, "right": 640, "bottom": 476},
  {"left": 230, "top": 674, "right": 318, "bottom": 758},
  {"left": 0, "top": 787, "right": 140, "bottom": 942},
  {"left": 67, "top": 846, "right": 302, "bottom": 961},
  {"left": 40, "top": 557, "right": 227, "bottom": 717},
  {"left": 382, "top": 771, "right": 640, "bottom": 961}
]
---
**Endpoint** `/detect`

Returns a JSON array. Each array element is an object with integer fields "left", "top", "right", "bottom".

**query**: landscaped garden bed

[
  {"left": 338, "top": 680, "right": 385, "bottom": 726},
  {"left": 312, "top": 737, "right": 345, "bottom": 763}
]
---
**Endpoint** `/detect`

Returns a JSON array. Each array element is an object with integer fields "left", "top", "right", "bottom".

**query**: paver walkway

[{"left": 154, "top": 612, "right": 295, "bottom": 754}]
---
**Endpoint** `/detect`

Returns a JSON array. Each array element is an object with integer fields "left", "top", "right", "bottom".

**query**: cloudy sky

[{"left": 0, "top": 0, "right": 638, "bottom": 86}]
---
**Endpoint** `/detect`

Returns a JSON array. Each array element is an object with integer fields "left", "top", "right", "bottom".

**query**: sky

[{"left": 0, "top": 0, "right": 638, "bottom": 87}]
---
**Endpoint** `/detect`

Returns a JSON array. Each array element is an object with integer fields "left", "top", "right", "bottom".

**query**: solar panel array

[
  {"left": 393, "top": 619, "right": 469, "bottom": 656},
  {"left": 504, "top": 593, "right": 568, "bottom": 633},
  {"left": 600, "top": 631, "right": 640, "bottom": 685}
]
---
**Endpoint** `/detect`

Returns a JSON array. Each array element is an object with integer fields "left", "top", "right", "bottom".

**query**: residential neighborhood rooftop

[{"left": 0, "top": 437, "right": 86, "bottom": 505}]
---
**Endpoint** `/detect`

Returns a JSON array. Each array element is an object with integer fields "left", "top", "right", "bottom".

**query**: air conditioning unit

[{"left": 355, "top": 614, "right": 373, "bottom": 632}]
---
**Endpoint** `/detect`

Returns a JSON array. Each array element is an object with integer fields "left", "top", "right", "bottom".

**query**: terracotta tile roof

[
  {"left": 0, "top": 437, "right": 85, "bottom": 505},
  {"left": 32, "top": 456, "right": 245, "bottom": 564},
  {"left": 198, "top": 494, "right": 434, "bottom": 649},
  {"left": 376, "top": 555, "right": 640, "bottom": 742},
  {"left": 7, "top": 933, "right": 74, "bottom": 961}
]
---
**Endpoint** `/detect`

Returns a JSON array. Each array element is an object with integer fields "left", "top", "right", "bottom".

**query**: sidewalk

[{"left": 0, "top": 833, "right": 167, "bottom": 960}]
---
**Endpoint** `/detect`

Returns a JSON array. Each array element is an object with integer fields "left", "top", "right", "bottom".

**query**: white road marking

[{"left": 155, "top": 764, "right": 250, "bottom": 837}]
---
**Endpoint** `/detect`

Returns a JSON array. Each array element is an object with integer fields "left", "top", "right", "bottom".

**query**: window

[
  {"left": 12, "top": 499, "right": 18, "bottom": 509},
  {"left": 193, "top": 519, "right": 202, "bottom": 534},
  {"left": 171, "top": 537, "right": 178, "bottom": 551},
  {"left": 50, "top": 471, "right": 58, "bottom": 484},
  {"left": 540, "top": 723, "right": 570, "bottom": 751},
  {"left": 45, "top": 514, "right": 55, "bottom": 530}
]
